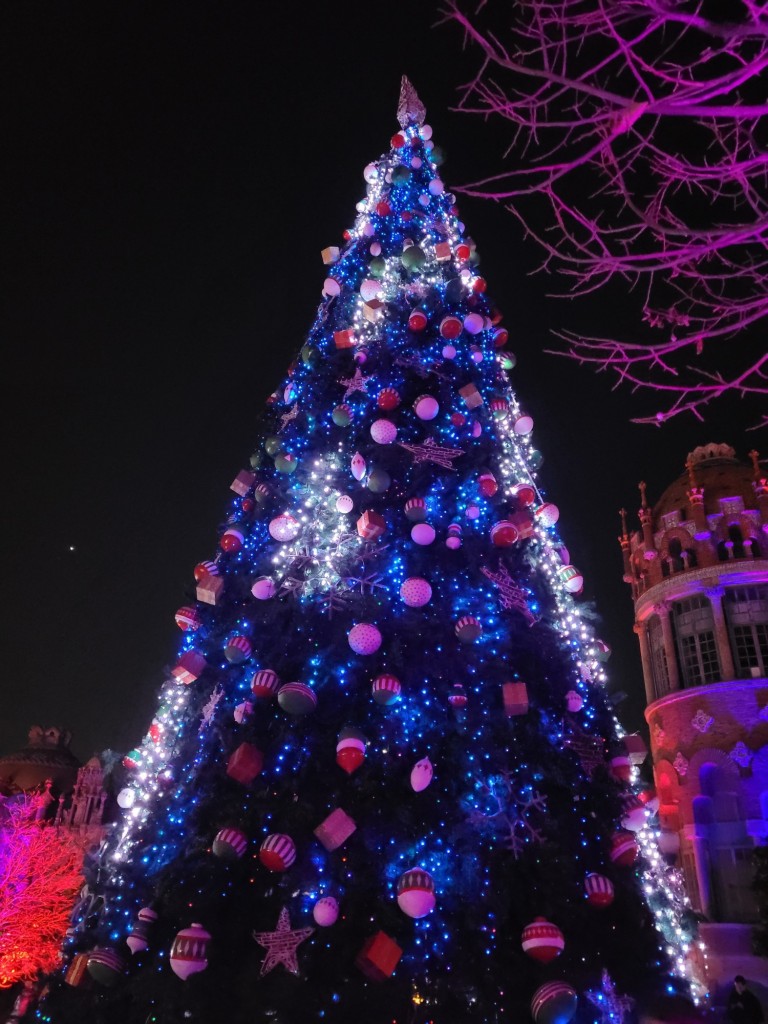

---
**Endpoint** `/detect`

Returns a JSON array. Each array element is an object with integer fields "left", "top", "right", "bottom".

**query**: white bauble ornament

[
  {"left": 410, "top": 757, "right": 433, "bottom": 792},
  {"left": 362, "top": 221, "right": 375, "bottom": 237},
  {"left": 323, "top": 277, "right": 341, "bottom": 297},
  {"left": 351, "top": 452, "right": 367, "bottom": 481},
  {"left": 397, "top": 869, "right": 436, "bottom": 918},
  {"left": 269, "top": 513, "right": 301, "bottom": 543},
  {"left": 360, "top": 279, "right": 380, "bottom": 301},
  {"left": 400, "top": 577, "right": 432, "bottom": 607},
  {"left": 313, "top": 897, "right": 339, "bottom": 927},
  {"left": 363, "top": 162, "right": 378, "bottom": 183},
  {"left": 370, "top": 241, "right": 382, "bottom": 256},
  {"left": 442, "top": 344, "right": 457, "bottom": 360},
  {"left": 348, "top": 622, "right": 382, "bottom": 655},
  {"left": 428, "top": 178, "right": 444, "bottom": 195},
  {"left": 463, "top": 312, "right": 484, "bottom": 334},
  {"left": 117, "top": 787, "right": 135, "bottom": 809},
  {"left": 370, "top": 419, "right": 397, "bottom": 444},
  {"left": 411, "top": 523, "right": 435, "bottom": 546},
  {"left": 535, "top": 503, "right": 560, "bottom": 528},
  {"left": 251, "top": 576, "right": 276, "bottom": 600},
  {"left": 336, "top": 494, "right": 354, "bottom": 514},
  {"left": 413, "top": 394, "right": 439, "bottom": 420},
  {"left": 421, "top": 124, "right": 433, "bottom": 140}
]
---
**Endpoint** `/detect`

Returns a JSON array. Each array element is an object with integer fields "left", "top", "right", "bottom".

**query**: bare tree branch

[{"left": 441, "top": 0, "right": 768, "bottom": 426}]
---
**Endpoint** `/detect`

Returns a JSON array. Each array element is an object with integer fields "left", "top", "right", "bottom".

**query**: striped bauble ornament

[
  {"left": 521, "top": 917, "right": 564, "bottom": 963},
  {"left": 259, "top": 833, "right": 296, "bottom": 872}
]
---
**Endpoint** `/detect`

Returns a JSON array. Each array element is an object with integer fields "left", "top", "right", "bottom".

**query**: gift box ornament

[
  {"left": 502, "top": 681, "right": 529, "bottom": 717},
  {"left": 321, "top": 246, "right": 340, "bottom": 265},
  {"left": 64, "top": 952, "right": 93, "bottom": 988},
  {"left": 230, "top": 470, "right": 256, "bottom": 497},
  {"left": 226, "top": 742, "right": 264, "bottom": 785},
  {"left": 314, "top": 807, "right": 356, "bottom": 851},
  {"left": 357, "top": 510, "right": 386, "bottom": 540},
  {"left": 434, "top": 241, "right": 451, "bottom": 262},
  {"left": 171, "top": 650, "right": 208, "bottom": 685},
  {"left": 334, "top": 329, "right": 356, "bottom": 350},
  {"left": 196, "top": 574, "right": 224, "bottom": 606},
  {"left": 459, "top": 383, "right": 483, "bottom": 409},
  {"left": 355, "top": 931, "right": 403, "bottom": 981}
]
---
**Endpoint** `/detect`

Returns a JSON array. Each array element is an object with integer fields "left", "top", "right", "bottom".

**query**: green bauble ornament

[
  {"left": 367, "top": 468, "right": 391, "bottom": 493},
  {"left": 528, "top": 449, "right": 544, "bottom": 471},
  {"left": 301, "top": 344, "right": 318, "bottom": 365},
  {"left": 275, "top": 453, "right": 299, "bottom": 475},
  {"left": 391, "top": 165, "right": 411, "bottom": 185},
  {"left": 264, "top": 436, "right": 281, "bottom": 456},
  {"left": 401, "top": 246, "right": 425, "bottom": 272},
  {"left": 500, "top": 352, "right": 517, "bottom": 372},
  {"left": 470, "top": 249, "right": 481, "bottom": 266},
  {"left": 332, "top": 404, "right": 352, "bottom": 427},
  {"left": 430, "top": 146, "right": 445, "bottom": 166},
  {"left": 369, "top": 257, "right": 386, "bottom": 278},
  {"left": 249, "top": 451, "right": 263, "bottom": 470}
]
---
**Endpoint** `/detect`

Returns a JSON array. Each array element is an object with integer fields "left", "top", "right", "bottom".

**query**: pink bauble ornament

[
  {"left": 446, "top": 523, "right": 463, "bottom": 549},
  {"left": 465, "top": 504, "right": 480, "bottom": 520},
  {"left": 224, "top": 635, "right": 252, "bottom": 664},
  {"left": 370, "top": 419, "right": 398, "bottom": 444},
  {"left": 514, "top": 412, "right": 534, "bottom": 435},
  {"left": 212, "top": 827, "right": 248, "bottom": 860},
  {"left": 621, "top": 793, "right": 646, "bottom": 832},
  {"left": 169, "top": 923, "right": 211, "bottom": 980},
  {"left": 372, "top": 674, "right": 401, "bottom": 705},
  {"left": 234, "top": 700, "right": 253, "bottom": 724},
  {"left": 397, "top": 869, "right": 436, "bottom": 918},
  {"left": 410, "top": 757, "right": 433, "bottom": 792},
  {"left": 348, "top": 622, "right": 382, "bottom": 655},
  {"left": 400, "top": 577, "right": 432, "bottom": 607},
  {"left": 455, "top": 616, "right": 482, "bottom": 642},
  {"left": 521, "top": 918, "right": 565, "bottom": 963},
  {"left": 463, "top": 312, "right": 484, "bottom": 334},
  {"left": 448, "top": 683, "right": 468, "bottom": 707},
  {"left": 531, "top": 982, "right": 578, "bottom": 1024},
  {"left": 535, "top": 503, "right": 560, "bottom": 527},
  {"left": 351, "top": 452, "right": 367, "bottom": 481},
  {"left": 251, "top": 576, "right": 276, "bottom": 600},
  {"left": 413, "top": 394, "right": 439, "bottom": 420},
  {"left": 565, "top": 690, "right": 584, "bottom": 713},
  {"left": 323, "top": 277, "right": 341, "bottom": 297},
  {"left": 336, "top": 494, "right": 354, "bottom": 513},
  {"left": 269, "top": 513, "right": 301, "bottom": 543},
  {"left": 411, "top": 522, "right": 435, "bottom": 546},
  {"left": 259, "top": 833, "right": 296, "bottom": 872},
  {"left": 313, "top": 897, "right": 339, "bottom": 927},
  {"left": 360, "top": 279, "right": 380, "bottom": 301},
  {"left": 442, "top": 344, "right": 457, "bottom": 359}
]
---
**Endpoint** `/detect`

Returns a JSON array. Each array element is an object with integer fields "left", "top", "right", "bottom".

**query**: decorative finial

[
  {"left": 397, "top": 76, "right": 426, "bottom": 128},
  {"left": 749, "top": 449, "right": 761, "bottom": 479},
  {"left": 619, "top": 508, "right": 628, "bottom": 537},
  {"left": 685, "top": 456, "right": 698, "bottom": 489},
  {"left": 638, "top": 481, "right": 648, "bottom": 509}
]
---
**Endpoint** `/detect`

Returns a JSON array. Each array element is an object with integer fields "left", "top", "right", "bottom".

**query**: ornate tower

[{"left": 621, "top": 443, "right": 768, "bottom": 995}]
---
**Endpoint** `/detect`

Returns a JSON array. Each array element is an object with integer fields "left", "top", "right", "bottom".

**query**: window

[
  {"left": 712, "top": 846, "right": 759, "bottom": 923},
  {"left": 681, "top": 849, "right": 702, "bottom": 912},
  {"left": 726, "top": 586, "right": 768, "bottom": 678},
  {"left": 673, "top": 596, "right": 721, "bottom": 687},
  {"left": 647, "top": 616, "right": 670, "bottom": 698}
]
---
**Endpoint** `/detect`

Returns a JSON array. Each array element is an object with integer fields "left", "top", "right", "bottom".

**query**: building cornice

[{"left": 635, "top": 559, "right": 768, "bottom": 622}]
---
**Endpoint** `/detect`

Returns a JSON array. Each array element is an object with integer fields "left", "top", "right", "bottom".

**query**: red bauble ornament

[
  {"left": 220, "top": 525, "right": 245, "bottom": 553},
  {"left": 194, "top": 560, "right": 219, "bottom": 581},
  {"left": 584, "top": 872, "right": 615, "bottom": 908},
  {"left": 175, "top": 606, "right": 202, "bottom": 632},
  {"left": 478, "top": 472, "right": 498, "bottom": 497},
  {"left": 408, "top": 308, "right": 428, "bottom": 331},
  {"left": 610, "top": 829, "right": 639, "bottom": 867},
  {"left": 448, "top": 683, "right": 467, "bottom": 707},
  {"left": 490, "top": 521, "right": 519, "bottom": 548},
  {"left": 492, "top": 326, "right": 509, "bottom": 348},
  {"left": 439, "top": 315, "right": 463, "bottom": 339},
  {"left": 455, "top": 243, "right": 471, "bottom": 262},
  {"left": 609, "top": 754, "right": 632, "bottom": 783},
  {"left": 377, "top": 387, "right": 401, "bottom": 410},
  {"left": 169, "top": 923, "right": 211, "bottom": 980},
  {"left": 336, "top": 727, "right": 367, "bottom": 774},
  {"left": 521, "top": 917, "right": 565, "bottom": 963},
  {"left": 376, "top": 201, "right": 391, "bottom": 216},
  {"left": 511, "top": 482, "right": 536, "bottom": 507},
  {"left": 391, "top": 132, "right": 406, "bottom": 148},
  {"left": 250, "top": 668, "right": 280, "bottom": 700}
]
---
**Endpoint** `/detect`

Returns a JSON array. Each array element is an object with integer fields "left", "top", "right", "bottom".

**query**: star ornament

[
  {"left": 338, "top": 367, "right": 370, "bottom": 399},
  {"left": 252, "top": 907, "right": 314, "bottom": 976}
]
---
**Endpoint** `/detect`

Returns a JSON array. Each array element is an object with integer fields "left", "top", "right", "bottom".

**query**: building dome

[
  {"left": 0, "top": 725, "right": 81, "bottom": 794},
  {"left": 652, "top": 443, "right": 757, "bottom": 522}
]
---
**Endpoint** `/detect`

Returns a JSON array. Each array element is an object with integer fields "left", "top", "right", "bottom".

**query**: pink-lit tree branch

[
  {"left": 442, "top": 0, "right": 768, "bottom": 426},
  {"left": 0, "top": 797, "right": 83, "bottom": 989}
]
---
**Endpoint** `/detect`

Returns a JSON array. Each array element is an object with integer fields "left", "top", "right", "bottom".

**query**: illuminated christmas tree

[{"left": 38, "top": 79, "right": 703, "bottom": 1024}]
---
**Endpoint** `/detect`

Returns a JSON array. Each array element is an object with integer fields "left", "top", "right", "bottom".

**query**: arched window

[
  {"left": 728, "top": 524, "right": 746, "bottom": 559},
  {"left": 726, "top": 586, "right": 768, "bottom": 678}
]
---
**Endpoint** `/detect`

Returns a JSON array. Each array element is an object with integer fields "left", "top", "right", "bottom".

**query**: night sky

[{"left": 2, "top": 2, "right": 763, "bottom": 766}]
